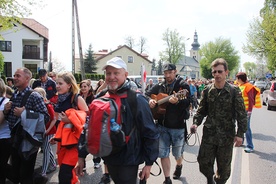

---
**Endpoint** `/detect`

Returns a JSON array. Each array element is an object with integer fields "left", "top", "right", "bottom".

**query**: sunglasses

[{"left": 212, "top": 70, "right": 224, "bottom": 74}]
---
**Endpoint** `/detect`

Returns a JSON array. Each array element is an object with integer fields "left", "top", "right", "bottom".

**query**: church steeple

[{"left": 191, "top": 30, "right": 200, "bottom": 51}]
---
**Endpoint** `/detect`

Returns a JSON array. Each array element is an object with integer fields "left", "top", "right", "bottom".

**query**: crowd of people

[{"left": 0, "top": 57, "right": 262, "bottom": 184}]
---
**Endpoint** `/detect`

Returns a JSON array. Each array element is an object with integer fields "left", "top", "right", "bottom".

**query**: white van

[{"left": 128, "top": 75, "right": 163, "bottom": 89}]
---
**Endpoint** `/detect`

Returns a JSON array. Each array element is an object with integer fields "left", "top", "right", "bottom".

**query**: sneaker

[
  {"left": 94, "top": 162, "right": 101, "bottom": 169},
  {"left": 99, "top": 174, "right": 111, "bottom": 184},
  {"left": 173, "top": 164, "right": 182, "bottom": 179},
  {"left": 163, "top": 178, "right": 172, "bottom": 184},
  {"left": 244, "top": 147, "right": 254, "bottom": 153}
]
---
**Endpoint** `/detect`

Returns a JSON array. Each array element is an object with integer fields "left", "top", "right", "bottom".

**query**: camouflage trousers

[{"left": 197, "top": 141, "right": 233, "bottom": 184}]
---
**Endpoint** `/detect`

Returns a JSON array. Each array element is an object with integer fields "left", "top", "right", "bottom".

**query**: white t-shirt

[{"left": 0, "top": 97, "right": 11, "bottom": 139}]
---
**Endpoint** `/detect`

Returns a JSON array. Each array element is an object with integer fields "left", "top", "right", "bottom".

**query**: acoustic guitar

[{"left": 150, "top": 89, "right": 187, "bottom": 120}]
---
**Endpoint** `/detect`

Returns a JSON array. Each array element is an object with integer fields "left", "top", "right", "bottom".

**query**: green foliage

[
  {"left": 160, "top": 28, "right": 185, "bottom": 64},
  {"left": 157, "top": 60, "right": 163, "bottom": 75},
  {"left": 243, "top": 0, "right": 276, "bottom": 71},
  {"left": 199, "top": 37, "right": 240, "bottom": 79},
  {"left": 0, "top": 0, "right": 43, "bottom": 32},
  {"left": 243, "top": 62, "right": 257, "bottom": 79},
  {"left": 84, "top": 44, "right": 97, "bottom": 73},
  {"left": 0, "top": 52, "right": 4, "bottom": 74}
]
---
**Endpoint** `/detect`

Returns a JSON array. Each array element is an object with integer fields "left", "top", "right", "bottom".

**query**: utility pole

[{"left": 72, "top": 0, "right": 85, "bottom": 79}]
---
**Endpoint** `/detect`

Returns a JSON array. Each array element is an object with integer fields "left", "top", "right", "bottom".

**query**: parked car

[
  {"left": 254, "top": 81, "right": 270, "bottom": 93},
  {"left": 128, "top": 75, "right": 163, "bottom": 89},
  {"left": 262, "top": 90, "right": 276, "bottom": 110}
]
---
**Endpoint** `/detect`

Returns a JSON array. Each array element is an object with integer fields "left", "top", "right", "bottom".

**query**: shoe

[
  {"left": 94, "top": 162, "right": 101, "bottom": 169},
  {"left": 163, "top": 178, "right": 172, "bottom": 184},
  {"left": 244, "top": 147, "right": 254, "bottom": 153},
  {"left": 173, "top": 164, "right": 182, "bottom": 179},
  {"left": 99, "top": 174, "right": 111, "bottom": 184},
  {"left": 33, "top": 174, "right": 48, "bottom": 184},
  {"left": 46, "top": 166, "right": 57, "bottom": 174}
]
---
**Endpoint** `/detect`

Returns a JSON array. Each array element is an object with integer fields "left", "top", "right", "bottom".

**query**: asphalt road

[{"left": 7, "top": 105, "right": 276, "bottom": 184}]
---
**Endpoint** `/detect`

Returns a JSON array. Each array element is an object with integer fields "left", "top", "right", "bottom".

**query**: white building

[{"left": 0, "top": 18, "right": 49, "bottom": 77}]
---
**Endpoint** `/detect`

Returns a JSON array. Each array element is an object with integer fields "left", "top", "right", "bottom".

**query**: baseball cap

[
  {"left": 102, "top": 57, "right": 127, "bottom": 71},
  {"left": 38, "top": 69, "right": 47, "bottom": 77},
  {"left": 162, "top": 63, "right": 176, "bottom": 72}
]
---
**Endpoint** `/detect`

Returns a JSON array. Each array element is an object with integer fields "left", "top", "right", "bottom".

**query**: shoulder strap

[
  {"left": 0, "top": 97, "right": 6, "bottom": 106},
  {"left": 229, "top": 84, "right": 236, "bottom": 118},
  {"left": 126, "top": 89, "right": 137, "bottom": 119},
  {"left": 72, "top": 93, "right": 79, "bottom": 110},
  {"left": 20, "top": 90, "right": 33, "bottom": 107}
]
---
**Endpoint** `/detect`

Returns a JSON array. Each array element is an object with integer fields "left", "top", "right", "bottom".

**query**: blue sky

[{"left": 24, "top": 0, "right": 264, "bottom": 71}]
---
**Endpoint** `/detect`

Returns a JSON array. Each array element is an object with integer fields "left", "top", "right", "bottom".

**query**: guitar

[{"left": 150, "top": 89, "right": 187, "bottom": 120}]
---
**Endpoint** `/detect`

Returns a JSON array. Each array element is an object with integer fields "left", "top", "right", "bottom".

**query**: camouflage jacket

[{"left": 193, "top": 82, "right": 247, "bottom": 145}]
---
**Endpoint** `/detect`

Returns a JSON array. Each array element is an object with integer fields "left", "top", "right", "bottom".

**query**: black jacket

[
  {"left": 32, "top": 78, "right": 57, "bottom": 100},
  {"left": 145, "top": 75, "right": 191, "bottom": 129}
]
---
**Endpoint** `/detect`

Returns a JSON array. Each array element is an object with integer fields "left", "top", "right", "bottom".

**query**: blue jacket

[{"left": 79, "top": 80, "right": 159, "bottom": 166}]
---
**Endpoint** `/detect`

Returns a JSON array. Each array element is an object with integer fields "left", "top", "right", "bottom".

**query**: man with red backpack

[{"left": 76, "top": 57, "right": 159, "bottom": 184}]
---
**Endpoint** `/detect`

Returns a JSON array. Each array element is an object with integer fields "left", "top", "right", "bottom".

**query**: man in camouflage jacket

[{"left": 190, "top": 58, "right": 247, "bottom": 184}]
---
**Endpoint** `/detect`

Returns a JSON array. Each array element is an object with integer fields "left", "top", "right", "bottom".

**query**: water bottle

[
  {"left": 110, "top": 118, "right": 120, "bottom": 133},
  {"left": 110, "top": 118, "right": 125, "bottom": 149}
]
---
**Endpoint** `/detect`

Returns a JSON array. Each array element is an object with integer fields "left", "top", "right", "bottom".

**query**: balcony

[{"left": 22, "top": 46, "right": 41, "bottom": 59}]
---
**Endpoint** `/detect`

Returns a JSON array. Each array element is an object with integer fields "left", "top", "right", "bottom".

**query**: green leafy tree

[
  {"left": 0, "top": 52, "right": 4, "bottom": 75},
  {"left": 0, "top": 0, "right": 42, "bottom": 32},
  {"left": 84, "top": 44, "right": 97, "bottom": 73},
  {"left": 243, "top": 0, "right": 276, "bottom": 71},
  {"left": 0, "top": 0, "right": 43, "bottom": 75},
  {"left": 243, "top": 62, "right": 257, "bottom": 79},
  {"left": 159, "top": 28, "right": 186, "bottom": 64},
  {"left": 151, "top": 58, "right": 156, "bottom": 74},
  {"left": 200, "top": 37, "right": 240, "bottom": 79},
  {"left": 157, "top": 60, "right": 163, "bottom": 75}
]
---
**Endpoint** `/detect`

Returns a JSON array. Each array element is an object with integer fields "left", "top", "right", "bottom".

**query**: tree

[
  {"left": 151, "top": 58, "right": 156, "bottom": 71},
  {"left": 44, "top": 58, "right": 66, "bottom": 73},
  {"left": 199, "top": 37, "right": 240, "bottom": 79},
  {"left": 84, "top": 44, "right": 97, "bottom": 73},
  {"left": 124, "top": 36, "right": 135, "bottom": 49},
  {"left": 0, "top": 0, "right": 42, "bottom": 32},
  {"left": 243, "top": 62, "right": 257, "bottom": 79},
  {"left": 243, "top": 0, "right": 276, "bottom": 72},
  {"left": 138, "top": 36, "right": 147, "bottom": 54},
  {"left": 0, "top": 52, "right": 4, "bottom": 75},
  {"left": 157, "top": 60, "right": 163, "bottom": 75},
  {"left": 159, "top": 28, "right": 186, "bottom": 64}
]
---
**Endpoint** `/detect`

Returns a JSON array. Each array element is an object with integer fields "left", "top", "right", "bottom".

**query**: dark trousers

[
  {"left": 58, "top": 164, "right": 75, "bottom": 184},
  {"left": 107, "top": 165, "right": 138, "bottom": 184},
  {"left": 9, "top": 147, "right": 38, "bottom": 184},
  {"left": 0, "top": 138, "right": 11, "bottom": 184}
]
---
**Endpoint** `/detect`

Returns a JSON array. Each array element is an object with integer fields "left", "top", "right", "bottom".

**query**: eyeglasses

[{"left": 212, "top": 70, "right": 224, "bottom": 74}]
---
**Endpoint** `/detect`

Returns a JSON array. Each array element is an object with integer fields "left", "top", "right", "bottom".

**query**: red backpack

[{"left": 86, "top": 90, "right": 137, "bottom": 157}]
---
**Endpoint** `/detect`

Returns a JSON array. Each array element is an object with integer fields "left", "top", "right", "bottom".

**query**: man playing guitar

[{"left": 145, "top": 63, "right": 191, "bottom": 184}]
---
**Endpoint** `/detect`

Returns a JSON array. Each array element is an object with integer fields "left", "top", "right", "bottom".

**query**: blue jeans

[
  {"left": 158, "top": 125, "right": 185, "bottom": 159},
  {"left": 245, "top": 114, "right": 254, "bottom": 149}
]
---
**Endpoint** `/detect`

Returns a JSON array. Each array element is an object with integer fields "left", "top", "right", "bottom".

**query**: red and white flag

[{"left": 141, "top": 63, "right": 147, "bottom": 94}]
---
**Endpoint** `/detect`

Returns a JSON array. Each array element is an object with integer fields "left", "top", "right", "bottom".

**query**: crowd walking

[{"left": 0, "top": 57, "right": 265, "bottom": 184}]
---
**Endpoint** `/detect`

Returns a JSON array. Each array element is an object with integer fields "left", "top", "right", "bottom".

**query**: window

[
  {"left": 4, "top": 62, "right": 12, "bottom": 77},
  {"left": 128, "top": 56, "right": 133, "bottom": 63},
  {"left": 0, "top": 41, "right": 12, "bottom": 52},
  {"left": 25, "top": 64, "right": 38, "bottom": 75}
]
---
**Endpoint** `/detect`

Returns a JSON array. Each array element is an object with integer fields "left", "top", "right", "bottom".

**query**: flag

[{"left": 141, "top": 63, "right": 147, "bottom": 94}]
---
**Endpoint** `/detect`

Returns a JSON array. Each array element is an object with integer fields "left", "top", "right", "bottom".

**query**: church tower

[{"left": 190, "top": 30, "right": 201, "bottom": 61}]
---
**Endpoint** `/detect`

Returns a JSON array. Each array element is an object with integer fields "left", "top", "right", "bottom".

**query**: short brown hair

[
  {"left": 211, "top": 58, "right": 228, "bottom": 71},
  {"left": 236, "top": 72, "right": 247, "bottom": 83}
]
